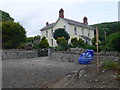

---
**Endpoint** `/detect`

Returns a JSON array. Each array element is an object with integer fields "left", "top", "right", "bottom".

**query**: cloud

[
  {"left": 0, "top": 1, "right": 118, "bottom": 37},
  {"left": 0, "top": 0, "right": 119, "bottom": 3}
]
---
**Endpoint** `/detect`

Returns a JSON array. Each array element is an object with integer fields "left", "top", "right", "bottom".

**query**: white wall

[{"left": 41, "top": 18, "right": 94, "bottom": 46}]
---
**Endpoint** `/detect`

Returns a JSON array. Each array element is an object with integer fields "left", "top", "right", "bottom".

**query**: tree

[
  {"left": 92, "top": 36, "right": 96, "bottom": 45},
  {"left": 105, "top": 32, "right": 120, "bottom": 51},
  {"left": 2, "top": 22, "right": 26, "bottom": 49},
  {"left": 0, "top": 10, "right": 14, "bottom": 22},
  {"left": 39, "top": 36, "right": 49, "bottom": 49},
  {"left": 53, "top": 28, "right": 70, "bottom": 41}
]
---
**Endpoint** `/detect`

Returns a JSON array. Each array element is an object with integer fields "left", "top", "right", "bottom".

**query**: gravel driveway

[{"left": 2, "top": 57, "right": 86, "bottom": 88}]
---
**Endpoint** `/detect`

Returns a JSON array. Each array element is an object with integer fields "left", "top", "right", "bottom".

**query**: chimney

[
  {"left": 59, "top": 8, "right": 64, "bottom": 18},
  {"left": 83, "top": 16, "right": 88, "bottom": 25},
  {"left": 46, "top": 22, "right": 49, "bottom": 26}
]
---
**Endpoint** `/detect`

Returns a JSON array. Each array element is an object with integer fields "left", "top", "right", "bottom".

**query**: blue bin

[{"left": 78, "top": 49, "right": 94, "bottom": 64}]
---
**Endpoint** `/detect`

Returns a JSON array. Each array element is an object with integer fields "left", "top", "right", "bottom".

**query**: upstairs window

[
  {"left": 82, "top": 28, "right": 84, "bottom": 35},
  {"left": 88, "top": 30, "right": 90, "bottom": 37},
  {"left": 74, "top": 27, "right": 77, "bottom": 35},
  {"left": 51, "top": 29, "right": 53, "bottom": 36},
  {"left": 46, "top": 30, "right": 48, "bottom": 37}
]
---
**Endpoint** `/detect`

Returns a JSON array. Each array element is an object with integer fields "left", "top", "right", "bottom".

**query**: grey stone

[
  {"left": 110, "top": 75, "right": 116, "bottom": 79},
  {"left": 79, "top": 70, "right": 86, "bottom": 79}
]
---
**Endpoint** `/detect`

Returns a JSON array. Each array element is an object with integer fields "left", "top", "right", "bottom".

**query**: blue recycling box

[{"left": 78, "top": 49, "right": 94, "bottom": 64}]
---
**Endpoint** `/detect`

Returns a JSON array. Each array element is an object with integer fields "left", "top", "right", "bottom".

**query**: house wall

[
  {"left": 41, "top": 18, "right": 94, "bottom": 46},
  {"left": 67, "top": 24, "right": 94, "bottom": 44}
]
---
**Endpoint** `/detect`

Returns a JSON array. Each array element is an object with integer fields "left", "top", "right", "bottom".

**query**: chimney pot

[
  {"left": 83, "top": 16, "right": 88, "bottom": 25},
  {"left": 59, "top": 8, "right": 64, "bottom": 18},
  {"left": 46, "top": 22, "right": 49, "bottom": 26}
]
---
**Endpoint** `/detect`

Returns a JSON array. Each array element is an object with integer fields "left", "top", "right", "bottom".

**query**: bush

[
  {"left": 71, "top": 37, "right": 79, "bottom": 48},
  {"left": 84, "top": 44, "right": 96, "bottom": 51},
  {"left": 55, "top": 37, "right": 68, "bottom": 51},
  {"left": 102, "top": 60, "right": 120, "bottom": 70},
  {"left": 39, "top": 36, "right": 49, "bottom": 49},
  {"left": 78, "top": 38, "right": 85, "bottom": 47},
  {"left": 56, "top": 37, "right": 66, "bottom": 45}
]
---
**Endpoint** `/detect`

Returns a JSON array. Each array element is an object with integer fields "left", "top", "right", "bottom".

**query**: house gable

[{"left": 53, "top": 17, "right": 68, "bottom": 30}]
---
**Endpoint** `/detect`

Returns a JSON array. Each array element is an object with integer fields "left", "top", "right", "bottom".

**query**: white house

[{"left": 40, "top": 8, "right": 95, "bottom": 46}]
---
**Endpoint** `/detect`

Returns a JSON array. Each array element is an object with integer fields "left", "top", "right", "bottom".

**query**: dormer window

[{"left": 74, "top": 27, "right": 77, "bottom": 35}]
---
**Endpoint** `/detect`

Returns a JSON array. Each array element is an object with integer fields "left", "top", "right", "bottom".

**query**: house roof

[
  {"left": 40, "top": 18, "right": 94, "bottom": 31},
  {"left": 80, "top": 35, "right": 91, "bottom": 40},
  {"left": 64, "top": 18, "right": 94, "bottom": 30},
  {"left": 41, "top": 23, "right": 55, "bottom": 31}
]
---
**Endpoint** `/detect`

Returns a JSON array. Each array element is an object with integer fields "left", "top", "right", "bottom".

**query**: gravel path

[{"left": 2, "top": 57, "right": 86, "bottom": 88}]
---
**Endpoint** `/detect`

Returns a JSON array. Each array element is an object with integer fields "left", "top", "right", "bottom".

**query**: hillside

[{"left": 91, "top": 22, "right": 120, "bottom": 41}]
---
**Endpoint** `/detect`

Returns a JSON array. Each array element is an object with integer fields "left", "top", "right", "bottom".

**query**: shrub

[
  {"left": 55, "top": 37, "right": 68, "bottom": 51},
  {"left": 71, "top": 37, "right": 79, "bottom": 47},
  {"left": 102, "top": 60, "right": 120, "bottom": 70},
  {"left": 56, "top": 37, "right": 66, "bottom": 45},
  {"left": 84, "top": 44, "right": 96, "bottom": 51},
  {"left": 39, "top": 36, "right": 49, "bottom": 49},
  {"left": 78, "top": 38, "right": 85, "bottom": 47}
]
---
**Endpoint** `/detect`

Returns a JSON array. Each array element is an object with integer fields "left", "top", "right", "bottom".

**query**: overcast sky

[{"left": 0, "top": 0, "right": 119, "bottom": 37}]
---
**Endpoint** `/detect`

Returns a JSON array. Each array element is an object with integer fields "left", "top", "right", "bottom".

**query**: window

[
  {"left": 64, "top": 26, "right": 66, "bottom": 30},
  {"left": 51, "top": 39, "right": 53, "bottom": 46},
  {"left": 82, "top": 28, "right": 84, "bottom": 35},
  {"left": 74, "top": 27, "right": 77, "bottom": 35},
  {"left": 88, "top": 30, "right": 90, "bottom": 37},
  {"left": 51, "top": 29, "right": 53, "bottom": 36},
  {"left": 46, "top": 30, "right": 48, "bottom": 37}
]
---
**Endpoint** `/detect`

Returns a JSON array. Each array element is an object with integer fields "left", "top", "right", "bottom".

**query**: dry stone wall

[
  {"left": 2, "top": 49, "right": 38, "bottom": 60},
  {"left": 48, "top": 48, "right": 120, "bottom": 62}
]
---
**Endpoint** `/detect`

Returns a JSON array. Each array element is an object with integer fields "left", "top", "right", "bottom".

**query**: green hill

[{"left": 91, "top": 22, "right": 120, "bottom": 41}]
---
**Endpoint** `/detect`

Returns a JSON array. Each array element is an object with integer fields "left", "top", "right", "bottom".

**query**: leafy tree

[
  {"left": 92, "top": 36, "right": 96, "bottom": 45},
  {"left": 0, "top": 10, "right": 14, "bottom": 22},
  {"left": 2, "top": 22, "right": 26, "bottom": 49},
  {"left": 53, "top": 28, "right": 70, "bottom": 41},
  {"left": 26, "top": 37, "right": 34, "bottom": 43},
  {"left": 105, "top": 32, "right": 120, "bottom": 51},
  {"left": 39, "top": 36, "right": 49, "bottom": 49}
]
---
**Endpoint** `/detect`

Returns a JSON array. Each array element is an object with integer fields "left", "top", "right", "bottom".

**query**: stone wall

[
  {"left": 2, "top": 49, "right": 38, "bottom": 60},
  {"left": 48, "top": 49, "right": 120, "bottom": 62}
]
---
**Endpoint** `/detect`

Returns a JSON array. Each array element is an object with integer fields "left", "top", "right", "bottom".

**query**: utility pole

[{"left": 96, "top": 27, "right": 100, "bottom": 72}]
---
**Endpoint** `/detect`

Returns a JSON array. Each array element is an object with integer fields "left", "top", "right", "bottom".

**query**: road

[{"left": 2, "top": 57, "right": 86, "bottom": 88}]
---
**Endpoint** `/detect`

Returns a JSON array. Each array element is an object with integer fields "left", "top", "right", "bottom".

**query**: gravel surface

[{"left": 2, "top": 57, "right": 86, "bottom": 88}]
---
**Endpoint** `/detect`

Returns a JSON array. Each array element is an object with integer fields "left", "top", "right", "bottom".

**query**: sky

[{"left": 0, "top": 0, "right": 119, "bottom": 37}]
